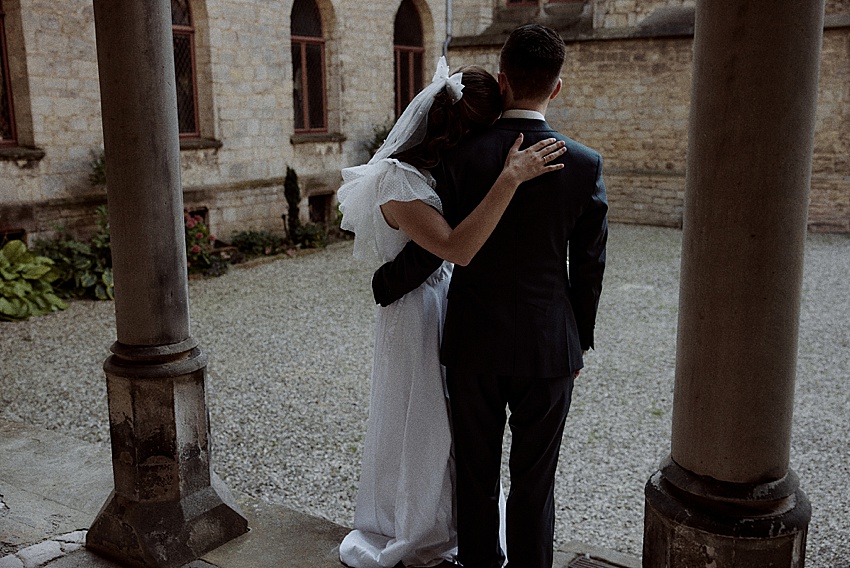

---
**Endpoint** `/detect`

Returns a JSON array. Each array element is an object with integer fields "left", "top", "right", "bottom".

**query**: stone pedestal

[
  {"left": 644, "top": 458, "right": 809, "bottom": 567},
  {"left": 87, "top": 341, "right": 247, "bottom": 568}
]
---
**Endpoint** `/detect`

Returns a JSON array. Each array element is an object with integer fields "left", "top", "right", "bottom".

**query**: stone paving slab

[
  {"left": 200, "top": 496, "right": 352, "bottom": 568},
  {"left": 0, "top": 421, "right": 111, "bottom": 518},
  {"left": 1, "top": 417, "right": 638, "bottom": 567},
  {"left": 0, "top": 420, "right": 110, "bottom": 559}
]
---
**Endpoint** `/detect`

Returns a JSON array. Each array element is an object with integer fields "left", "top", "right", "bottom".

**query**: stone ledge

[
  {"left": 0, "top": 146, "right": 46, "bottom": 163},
  {"left": 179, "top": 137, "right": 223, "bottom": 152},
  {"left": 290, "top": 132, "right": 346, "bottom": 145}
]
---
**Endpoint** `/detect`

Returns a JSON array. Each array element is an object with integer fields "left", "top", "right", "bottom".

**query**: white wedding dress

[{"left": 337, "top": 158, "right": 457, "bottom": 568}]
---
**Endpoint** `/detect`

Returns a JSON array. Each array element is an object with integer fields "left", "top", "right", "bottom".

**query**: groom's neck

[{"left": 503, "top": 99, "right": 550, "bottom": 116}]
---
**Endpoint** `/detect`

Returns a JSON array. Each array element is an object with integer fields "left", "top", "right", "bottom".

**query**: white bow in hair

[{"left": 432, "top": 56, "right": 464, "bottom": 104}]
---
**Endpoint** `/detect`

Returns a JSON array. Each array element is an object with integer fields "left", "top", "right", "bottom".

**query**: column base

[
  {"left": 86, "top": 340, "right": 248, "bottom": 567},
  {"left": 643, "top": 457, "right": 810, "bottom": 568},
  {"left": 87, "top": 473, "right": 248, "bottom": 568}
]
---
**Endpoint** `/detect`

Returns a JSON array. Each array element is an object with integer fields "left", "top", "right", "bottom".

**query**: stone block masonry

[
  {"left": 0, "top": 0, "right": 847, "bottom": 238},
  {"left": 451, "top": 22, "right": 849, "bottom": 233}
]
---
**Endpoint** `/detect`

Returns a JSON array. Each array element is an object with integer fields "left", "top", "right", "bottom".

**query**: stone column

[
  {"left": 85, "top": 1, "right": 248, "bottom": 567},
  {"left": 643, "top": 1, "right": 824, "bottom": 566}
]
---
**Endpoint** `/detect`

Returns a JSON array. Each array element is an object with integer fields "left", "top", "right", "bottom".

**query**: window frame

[
  {"left": 393, "top": 0, "right": 424, "bottom": 118},
  {"left": 171, "top": 1, "right": 201, "bottom": 139},
  {"left": 291, "top": 33, "right": 328, "bottom": 133},
  {"left": 393, "top": 45, "right": 424, "bottom": 118},
  {"left": 0, "top": 0, "right": 17, "bottom": 147}
]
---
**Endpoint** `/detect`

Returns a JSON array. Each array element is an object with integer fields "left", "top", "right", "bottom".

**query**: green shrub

[
  {"left": 89, "top": 149, "right": 107, "bottom": 187},
  {"left": 32, "top": 238, "right": 114, "bottom": 301},
  {"left": 294, "top": 222, "right": 327, "bottom": 249},
  {"left": 230, "top": 229, "right": 287, "bottom": 258},
  {"left": 364, "top": 120, "right": 395, "bottom": 157},
  {"left": 283, "top": 166, "right": 302, "bottom": 240},
  {"left": 33, "top": 206, "right": 114, "bottom": 300},
  {"left": 0, "top": 240, "right": 68, "bottom": 321}
]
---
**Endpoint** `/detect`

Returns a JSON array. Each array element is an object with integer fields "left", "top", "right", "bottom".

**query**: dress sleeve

[
  {"left": 375, "top": 159, "right": 443, "bottom": 214},
  {"left": 337, "top": 159, "right": 441, "bottom": 266}
]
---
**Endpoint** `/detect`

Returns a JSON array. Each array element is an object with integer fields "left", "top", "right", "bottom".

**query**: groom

[{"left": 372, "top": 24, "right": 607, "bottom": 568}]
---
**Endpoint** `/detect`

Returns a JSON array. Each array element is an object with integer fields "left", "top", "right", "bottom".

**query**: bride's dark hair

[{"left": 393, "top": 66, "right": 502, "bottom": 169}]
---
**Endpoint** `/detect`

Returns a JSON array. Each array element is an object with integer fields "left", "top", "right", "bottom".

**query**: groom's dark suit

[{"left": 372, "top": 116, "right": 608, "bottom": 568}]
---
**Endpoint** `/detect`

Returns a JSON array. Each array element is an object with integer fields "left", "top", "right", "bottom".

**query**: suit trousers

[{"left": 446, "top": 369, "right": 575, "bottom": 568}]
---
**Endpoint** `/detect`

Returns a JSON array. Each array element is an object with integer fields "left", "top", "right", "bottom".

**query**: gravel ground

[{"left": 1, "top": 224, "right": 847, "bottom": 567}]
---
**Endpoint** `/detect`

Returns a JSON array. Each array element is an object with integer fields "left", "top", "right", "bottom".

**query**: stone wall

[
  {"left": 591, "top": 0, "right": 694, "bottom": 30},
  {"left": 0, "top": 0, "right": 102, "bottom": 209},
  {"left": 449, "top": 6, "right": 850, "bottom": 233},
  {"left": 811, "top": 28, "right": 850, "bottom": 233},
  {"left": 0, "top": 0, "right": 446, "bottom": 242},
  {"left": 1, "top": 0, "right": 847, "bottom": 241}
]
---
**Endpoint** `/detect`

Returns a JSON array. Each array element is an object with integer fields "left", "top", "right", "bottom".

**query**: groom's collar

[{"left": 501, "top": 109, "right": 545, "bottom": 121}]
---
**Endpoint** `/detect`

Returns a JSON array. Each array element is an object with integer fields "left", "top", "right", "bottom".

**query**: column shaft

[
  {"left": 671, "top": 0, "right": 825, "bottom": 483},
  {"left": 94, "top": 0, "right": 189, "bottom": 346},
  {"left": 643, "top": 1, "right": 823, "bottom": 565}
]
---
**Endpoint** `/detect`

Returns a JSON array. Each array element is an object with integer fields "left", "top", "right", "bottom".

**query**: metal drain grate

[{"left": 567, "top": 556, "right": 622, "bottom": 568}]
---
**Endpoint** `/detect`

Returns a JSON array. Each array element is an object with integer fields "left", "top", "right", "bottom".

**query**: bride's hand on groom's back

[{"left": 500, "top": 134, "right": 566, "bottom": 187}]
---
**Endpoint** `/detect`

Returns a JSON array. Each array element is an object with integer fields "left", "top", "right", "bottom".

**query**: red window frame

[
  {"left": 291, "top": 34, "right": 328, "bottom": 133},
  {"left": 171, "top": 1, "right": 200, "bottom": 138},
  {"left": 0, "top": 0, "right": 17, "bottom": 146},
  {"left": 394, "top": 46, "right": 424, "bottom": 117}
]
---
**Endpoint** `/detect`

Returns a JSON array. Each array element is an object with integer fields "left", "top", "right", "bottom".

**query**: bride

[{"left": 337, "top": 57, "right": 565, "bottom": 568}]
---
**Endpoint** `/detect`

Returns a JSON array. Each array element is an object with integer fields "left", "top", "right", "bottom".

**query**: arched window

[
  {"left": 291, "top": 0, "right": 327, "bottom": 133},
  {"left": 0, "top": 0, "right": 16, "bottom": 146},
  {"left": 394, "top": 0, "right": 424, "bottom": 117},
  {"left": 172, "top": 0, "right": 199, "bottom": 137}
]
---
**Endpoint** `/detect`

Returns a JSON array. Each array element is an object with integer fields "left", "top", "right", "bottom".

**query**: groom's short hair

[{"left": 499, "top": 24, "right": 565, "bottom": 102}]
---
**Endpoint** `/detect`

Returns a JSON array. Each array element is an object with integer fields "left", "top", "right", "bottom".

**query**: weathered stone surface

[
  {"left": 644, "top": 474, "right": 810, "bottom": 568},
  {"left": 0, "top": 555, "right": 25, "bottom": 568},
  {"left": 17, "top": 540, "right": 63, "bottom": 568},
  {"left": 0, "top": 420, "right": 111, "bottom": 556},
  {"left": 200, "top": 495, "right": 349, "bottom": 568}
]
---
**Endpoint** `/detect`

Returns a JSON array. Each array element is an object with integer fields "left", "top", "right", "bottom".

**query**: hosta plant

[
  {"left": 0, "top": 240, "right": 68, "bottom": 321},
  {"left": 33, "top": 238, "right": 114, "bottom": 301},
  {"left": 32, "top": 206, "right": 114, "bottom": 301}
]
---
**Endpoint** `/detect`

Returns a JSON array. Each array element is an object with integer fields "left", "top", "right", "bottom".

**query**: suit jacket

[{"left": 371, "top": 117, "right": 608, "bottom": 378}]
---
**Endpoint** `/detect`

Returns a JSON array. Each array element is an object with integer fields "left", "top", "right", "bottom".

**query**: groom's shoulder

[{"left": 559, "top": 135, "right": 602, "bottom": 170}]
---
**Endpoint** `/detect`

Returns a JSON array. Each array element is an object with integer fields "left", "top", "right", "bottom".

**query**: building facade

[{"left": 0, "top": 0, "right": 848, "bottom": 244}]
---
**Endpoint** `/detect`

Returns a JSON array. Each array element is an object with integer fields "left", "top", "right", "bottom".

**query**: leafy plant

[
  {"left": 184, "top": 209, "right": 228, "bottom": 277},
  {"left": 230, "top": 229, "right": 287, "bottom": 258},
  {"left": 33, "top": 238, "right": 114, "bottom": 300},
  {"left": 283, "top": 166, "right": 301, "bottom": 240},
  {"left": 293, "top": 222, "right": 328, "bottom": 249},
  {"left": 330, "top": 202, "right": 354, "bottom": 240},
  {"left": 0, "top": 240, "right": 68, "bottom": 321},
  {"left": 33, "top": 206, "right": 114, "bottom": 301},
  {"left": 90, "top": 205, "right": 111, "bottom": 257},
  {"left": 89, "top": 149, "right": 107, "bottom": 187},
  {"left": 364, "top": 120, "right": 395, "bottom": 157}
]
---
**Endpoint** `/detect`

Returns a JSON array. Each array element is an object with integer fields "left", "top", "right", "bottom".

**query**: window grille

[
  {"left": 393, "top": 0, "right": 424, "bottom": 117},
  {"left": 291, "top": 0, "right": 327, "bottom": 133},
  {"left": 172, "top": 0, "right": 199, "bottom": 137},
  {"left": 0, "top": 0, "right": 17, "bottom": 146}
]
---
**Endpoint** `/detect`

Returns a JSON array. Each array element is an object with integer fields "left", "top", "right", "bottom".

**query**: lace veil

[
  {"left": 369, "top": 56, "right": 464, "bottom": 163},
  {"left": 337, "top": 57, "right": 464, "bottom": 265}
]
